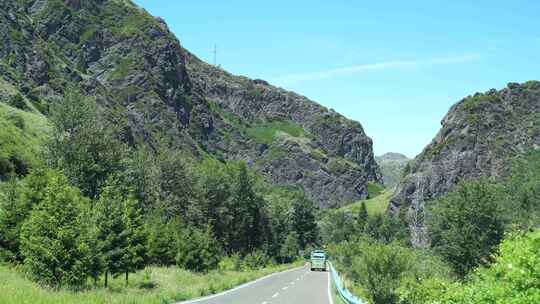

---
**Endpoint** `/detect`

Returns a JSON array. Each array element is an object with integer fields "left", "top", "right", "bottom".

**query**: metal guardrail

[{"left": 328, "top": 261, "right": 364, "bottom": 304}]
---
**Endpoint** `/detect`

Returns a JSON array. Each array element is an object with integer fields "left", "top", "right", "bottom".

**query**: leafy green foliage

[
  {"left": 329, "top": 239, "right": 452, "bottom": 304},
  {"left": 176, "top": 226, "right": 221, "bottom": 273},
  {"left": 427, "top": 179, "right": 506, "bottom": 277},
  {"left": 7, "top": 94, "right": 28, "bottom": 111},
  {"left": 357, "top": 201, "right": 368, "bottom": 229},
  {"left": 20, "top": 171, "right": 90, "bottom": 288},
  {"left": 122, "top": 194, "right": 148, "bottom": 284},
  {"left": 0, "top": 169, "right": 56, "bottom": 262},
  {"left": 145, "top": 217, "right": 181, "bottom": 266},
  {"left": 92, "top": 178, "right": 134, "bottom": 286},
  {"left": 291, "top": 193, "right": 319, "bottom": 249},
  {"left": 48, "top": 90, "right": 126, "bottom": 199},
  {"left": 399, "top": 230, "right": 540, "bottom": 304},
  {"left": 502, "top": 150, "right": 540, "bottom": 229}
]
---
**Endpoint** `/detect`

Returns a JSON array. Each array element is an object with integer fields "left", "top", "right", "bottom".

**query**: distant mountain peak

[{"left": 377, "top": 152, "right": 409, "bottom": 161}]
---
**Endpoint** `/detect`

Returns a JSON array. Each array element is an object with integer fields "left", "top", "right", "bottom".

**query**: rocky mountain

[
  {"left": 390, "top": 82, "right": 540, "bottom": 243},
  {"left": 0, "top": 0, "right": 381, "bottom": 207},
  {"left": 375, "top": 152, "right": 410, "bottom": 189}
]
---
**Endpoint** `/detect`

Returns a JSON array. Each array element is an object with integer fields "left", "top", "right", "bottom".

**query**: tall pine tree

[
  {"left": 93, "top": 178, "right": 128, "bottom": 287},
  {"left": 122, "top": 194, "right": 147, "bottom": 285},
  {"left": 20, "top": 172, "right": 90, "bottom": 287}
]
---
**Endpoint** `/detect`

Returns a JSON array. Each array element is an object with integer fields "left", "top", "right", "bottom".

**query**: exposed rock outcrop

[
  {"left": 0, "top": 0, "right": 381, "bottom": 207},
  {"left": 390, "top": 82, "right": 540, "bottom": 245}
]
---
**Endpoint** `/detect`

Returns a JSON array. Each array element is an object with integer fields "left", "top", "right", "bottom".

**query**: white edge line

[
  {"left": 327, "top": 271, "right": 334, "bottom": 304},
  {"left": 176, "top": 264, "right": 306, "bottom": 304}
]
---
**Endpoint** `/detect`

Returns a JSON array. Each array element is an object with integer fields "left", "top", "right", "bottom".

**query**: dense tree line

[
  {"left": 0, "top": 92, "right": 320, "bottom": 288},
  {"left": 326, "top": 150, "right": 540, "bottom": 304}
]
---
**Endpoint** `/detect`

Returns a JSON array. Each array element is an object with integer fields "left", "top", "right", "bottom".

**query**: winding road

[{"left": 178, "top": 264, "right": 333, "bottom": 304}]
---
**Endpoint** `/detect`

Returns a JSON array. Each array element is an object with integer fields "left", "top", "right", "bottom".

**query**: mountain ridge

[
  {"left": 0, "top": 0, "right": 381, "bottom": 207},
  {"left": 390, "top": 81, "right": 540, "bottom": 244}
]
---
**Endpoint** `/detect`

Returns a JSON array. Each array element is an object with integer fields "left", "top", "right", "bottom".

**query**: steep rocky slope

[
  {"left": 375, "top": 152, "right": 410, "bottom": 189},
  {"left": 0, "top": 0, "right": 381, "bottom": 207},
  {"left": 390, "top": 82, "right": 540, "bottom": 230}
]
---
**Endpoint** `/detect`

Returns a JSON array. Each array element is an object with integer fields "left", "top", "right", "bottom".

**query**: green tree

[
  {"left": 122, "top": 194, "right": 147, "bottom": 285},
  {"left": 280, "top": 232, "right": 300, "bottom": 263},
  {"left": 93, "top": 178, "right": 128, "bottom": 287},
  {"left": 155, "top": 148, "right": 195, "bottom": 221},
  {"left": 357, "top": 201, "right": 368, "bottom": 231},
  {"left": 146, "top": 216, "right": 181, "bottom": 266},
  {"left": 194, "top": 158, "right": 231, "bottom": 242},
  {"left": 427, "top": 179, "right": 506, "bottom": 277},
  {"left": 0, "top": 169, "right": 55, "bottom": 262},
  {"left": 8, "top": 93, "right": 28, "bottom": 111},
  {"left": 20, "top": 172, "right": 90, "bottom": 288},
  {"left": 503, "top": 151, "right": 540, "bottom": 229},
  {"left": 291, "top": 193, "right": 319, "bottom": 250},
  {"left": 48, "top": 90, "right": 126, "bottom": 200},
  {"left": 0, "top": 177, "right": 23, "bottom": 262},
  {"left": 226, "top": 162, "right": 267, "bottom": 253},
  {"left": 176, "top": 226, "right": 221, "bottom": 272},
  {"left": 321, "top": 210, "right": 356, "bottom": 244}
]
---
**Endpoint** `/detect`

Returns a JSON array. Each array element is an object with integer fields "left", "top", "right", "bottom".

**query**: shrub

[
  {"left": 399, "top": 230, "right": 540, "bottom": 303},
  {"left": 218, "top": 253, "right": 242, "bottom": 271},
  {"left": 242, "top": 250, "right": 270, "bottom": 270},
  {"left": 330, "top": 240, "right": 452, "bottom": 304}
]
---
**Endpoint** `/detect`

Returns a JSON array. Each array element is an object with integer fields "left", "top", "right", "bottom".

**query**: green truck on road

[{"left": 310, "top": 250, "right": 327, "bottom": 271}]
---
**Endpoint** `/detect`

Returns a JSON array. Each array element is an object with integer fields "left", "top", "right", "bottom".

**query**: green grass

[
  {"left": 0, "top": 262, "right": 302, "bottom": 304},
  {"left": 341, "top": 190, "right": 393, "bottom": 216},
  {"left": 367, "top": 182, "right": 384, "bottom": 198},
  {"left": 0, "top": 103, "right": 50, "bottom": 177},
  {"left": 246, "top": 121, "right": 306, "bottom": 144}
]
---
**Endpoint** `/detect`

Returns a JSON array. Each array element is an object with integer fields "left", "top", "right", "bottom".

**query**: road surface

[{"left": 179, "top": 264, "right": 333, "bottom": 304}]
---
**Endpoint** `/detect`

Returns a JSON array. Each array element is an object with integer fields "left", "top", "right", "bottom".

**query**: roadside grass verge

[{"left": 0, "top": 261, "right": 303, "bottom": 304}]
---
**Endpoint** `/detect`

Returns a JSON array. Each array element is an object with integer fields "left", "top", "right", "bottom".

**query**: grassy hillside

[
  {"left": 0, "top": 262, "right": 302, "bottom": 304},
  {"left": 0, "top": 103, "right": 49, "bottom": 179},
  {"left": 341, "top": 190, "right": 392, "bottom": 216}
]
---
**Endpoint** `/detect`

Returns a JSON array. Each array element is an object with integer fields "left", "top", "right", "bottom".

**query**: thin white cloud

[{"left": 272, "top": 54, "right": 481, "bottom": 85}]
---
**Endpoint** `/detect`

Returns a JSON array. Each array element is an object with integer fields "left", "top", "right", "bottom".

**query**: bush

[
  {"left": 241, "top": 250, "right": 270, "bottom": 270},
  {"left": 218, "top": 253, "right": 242, "bottom": 271},
  {"left": 399, "top": 230, "right": 540, "bottom": 304},
  {"left": 329, "top": 239, "right": 452, "bottom": 304}
]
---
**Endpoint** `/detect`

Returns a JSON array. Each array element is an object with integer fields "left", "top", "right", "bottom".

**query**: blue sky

[{"left": 134, "top": 0, "right": 540, "bottom": 157}]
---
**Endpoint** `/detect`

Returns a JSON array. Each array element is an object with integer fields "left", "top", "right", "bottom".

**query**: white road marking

[
  {"left": 262, "top": 302, "right": 267, "bottom": 304},
  {"left": 272, "top": 292, "right": 279, "bottom": 298},
  {"left": 176, "top": 266, "right": 304, "bottom": 303},
  {"left": 327, "top": 271, "right": 334, "bottom": 304},
  {"left": 282, "top": 286, "right": 288, "bottom": 290}
]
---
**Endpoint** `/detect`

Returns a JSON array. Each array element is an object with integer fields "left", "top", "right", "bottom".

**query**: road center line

[
  {"left": 282, "top": 286, "right": 288, "bottom": 290},
  {"left": 272, "top": 292, "right": 279, "bottom": 298}
]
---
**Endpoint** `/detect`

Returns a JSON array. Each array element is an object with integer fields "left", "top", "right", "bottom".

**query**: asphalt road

[{"left": 178, "top": 264, "right": 332, "bottom": 304}]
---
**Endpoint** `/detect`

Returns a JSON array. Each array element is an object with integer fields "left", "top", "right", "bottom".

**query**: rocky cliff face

[
  {"left": 390, "top": 82, "right": 540, "bottom": 243},
  {"left": 0, "top": 0, "right": 381, "bottom": 207},
  {"left": 375, "top": 152, "right": 410, "bottom": 189}
]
